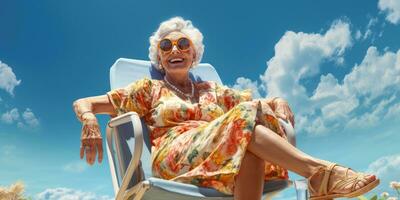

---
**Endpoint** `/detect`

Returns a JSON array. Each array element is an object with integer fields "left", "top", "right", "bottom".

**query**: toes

[
  {"left": 356, "top": 180, "right": 365, "bottom": 189},
  {"left": 369, "top": 174, "right": 376, "bottom": 181},
  {"left": 364, "top": 174, "right": 376, "bottom": 182},
  {"left": 356, "top": 174, "right": 376, "bottom": 189}
]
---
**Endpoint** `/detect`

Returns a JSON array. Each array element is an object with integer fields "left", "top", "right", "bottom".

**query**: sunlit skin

[{"left": 72, "top": 31, "right": 377, "bottom": 200}]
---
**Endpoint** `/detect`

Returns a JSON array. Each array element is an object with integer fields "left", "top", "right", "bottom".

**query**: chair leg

[
  {"left": 124, "top": 181, "right": 150, "bottom": 200},
  {"left": 294, "top": 179, "right": 309, "bottom": 200}
]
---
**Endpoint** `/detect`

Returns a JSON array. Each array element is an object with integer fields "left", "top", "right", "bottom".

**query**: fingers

[
  {"left": 96, "top": 139, "right": 103, "bottom": 163},
  {"left": 86, "top": 140, "right": 96, "bottom": 165},
  {"left": 80, "top": 123, "right": 103, "bottom": 165},
  {"left": 86, "top": 144, "right": 92, "bottom": 165},
  {"left": 80, "top": 141, "right": 85, "bottom": 159},
  {"left": 91, "top": 140, "right": 97, "bottom": 165},
  {"left": 80, "top": 126, "right": 87, "bottom": 160}
]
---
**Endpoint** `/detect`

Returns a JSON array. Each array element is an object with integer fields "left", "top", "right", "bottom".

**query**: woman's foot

[{"left": 307, "top": 161, "right": 379, "bottom": 200}]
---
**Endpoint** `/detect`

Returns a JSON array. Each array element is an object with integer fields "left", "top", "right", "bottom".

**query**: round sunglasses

[{"left": 158, "top": 37, "right": 192, "bottom": 52}]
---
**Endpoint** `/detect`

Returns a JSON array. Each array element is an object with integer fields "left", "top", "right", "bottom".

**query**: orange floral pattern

[{"left": 107, "top": 78, "right": 289, "bottom": 194}]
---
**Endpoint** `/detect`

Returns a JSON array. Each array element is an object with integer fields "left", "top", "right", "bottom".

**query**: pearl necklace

[{"left": 163, "top": 76, "right": 195, "bottom": 99}]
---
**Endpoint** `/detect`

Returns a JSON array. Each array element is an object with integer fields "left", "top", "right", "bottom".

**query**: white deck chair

[{"left": 105, "top": 58, "right": 302, "bottom": 200}]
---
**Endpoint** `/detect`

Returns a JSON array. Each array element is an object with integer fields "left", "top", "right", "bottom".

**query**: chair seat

[{"left": 141, "top": 177, "right": 291, "bottom": 200}]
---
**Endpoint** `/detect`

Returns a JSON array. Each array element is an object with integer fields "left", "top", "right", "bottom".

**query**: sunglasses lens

[
  {"left": 178, "top": 38, "right": 190, "bottom": 50},
  {"left": 160, "top": 39, "right": 172, "bottom": 51}
]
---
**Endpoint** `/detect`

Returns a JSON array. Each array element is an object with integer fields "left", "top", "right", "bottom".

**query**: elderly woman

[{"left": 73, "top": 17, "right": 379, "bottom": 200}]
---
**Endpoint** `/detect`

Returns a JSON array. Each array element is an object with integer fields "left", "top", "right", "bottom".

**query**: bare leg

[
  {"left": 248, "top": 125, "right": 322, "bottom": 178},
  {"left": 234, "top": 151, "right": 264, "bottom": 200},
  {"left": 239, "top": 124, "right": 376, "bottom": 197}
]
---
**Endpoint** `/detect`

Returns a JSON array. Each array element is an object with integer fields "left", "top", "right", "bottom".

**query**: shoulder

[{"left": 124, "top": 77, "right": 157, "bottom": 92}]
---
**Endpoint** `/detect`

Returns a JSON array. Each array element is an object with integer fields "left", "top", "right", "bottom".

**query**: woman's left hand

[{"left": 273, "top": 98, "right": 295, "bottom": 128}]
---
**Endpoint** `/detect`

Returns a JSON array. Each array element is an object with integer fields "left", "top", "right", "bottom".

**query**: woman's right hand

[{"left": 80, "top": 112, "right": 103, "bottom": 165}]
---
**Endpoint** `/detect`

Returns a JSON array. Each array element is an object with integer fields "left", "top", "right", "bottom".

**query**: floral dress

[{"left": 107, "top": 77, "right": 289, "bottom": 194}]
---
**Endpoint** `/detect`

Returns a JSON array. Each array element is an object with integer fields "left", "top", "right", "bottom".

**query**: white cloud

[
  {"left": 232, "top": 77, "right": 263, "bottom": 99},
  {"left": 238, "top": 18, "right": 400, "bottom": 135},
  {"left": 1, "top": 108, "right": 20, "bottom": 124},
  {"left": 1, "top": 108, "right": 40, "bottom": 128},
  {"left": 341, "top": 47, "right": 400, "bottom": 100},
  {"left": 308, "top": 47, "right": 400, "bottom": 134},
  {"left": 36, "top": 188, "right": 113, "bottom": 200},
  {"left": 0, "top": 61, "right": 21, "bottom": 96},
  {"left": 63, "top": 161, "right": 88, "bottom": 173},
  {"left": 261, "top": 19, "right": 352, "bottom": 116},
  {"left": 22, "top": 108, "right": 40, "bottom": 128},
  {"left": 379, "top": 0, "right": 400, "bottom": 24},
  {"left": 346, "top": 95, "right": 396, "bottom": 129},
  {"left": 362, "top": 17, "right": 378, "bottom": 41},
  {"left": 385, "top": 102, "right": 400, "bottom": 119},
  {"left": 367, "top": 154, "right": 400, "bottom": 195},
  {"left": 355, "top": 30, "right": 362, "bottom": 40}
]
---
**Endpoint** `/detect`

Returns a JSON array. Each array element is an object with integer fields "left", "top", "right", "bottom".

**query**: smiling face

[{"left": 157, "top": 31, "right": 196, "bottom": 76}]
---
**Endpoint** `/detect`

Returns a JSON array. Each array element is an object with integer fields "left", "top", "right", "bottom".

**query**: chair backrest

[
  {"left": 109, "top": 58, "right": 223, "bottom": 179},
  {"left": 110, "top": 58, "right": 223, "bottom": 89}
]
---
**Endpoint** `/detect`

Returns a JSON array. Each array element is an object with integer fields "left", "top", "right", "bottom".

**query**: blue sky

[{"left": 1, "top": 0, "right": 400, "bottom": 199}]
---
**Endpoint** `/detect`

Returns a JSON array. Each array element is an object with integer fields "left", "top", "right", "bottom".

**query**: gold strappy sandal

[{"left": 308, "top": 162, "right": 380, "bottom": 200}]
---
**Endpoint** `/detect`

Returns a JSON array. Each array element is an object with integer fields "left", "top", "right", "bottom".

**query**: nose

[{"left": 171, "top": 44, "right": 179, "bottom": 53}]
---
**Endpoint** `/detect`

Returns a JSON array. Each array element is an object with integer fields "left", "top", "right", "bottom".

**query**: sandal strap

[
  {"left": 319, "top": 162, "right": 338, "bottom": 195},
  {"left": 329, "top": 168, "right": 366, "bottom": 194}
]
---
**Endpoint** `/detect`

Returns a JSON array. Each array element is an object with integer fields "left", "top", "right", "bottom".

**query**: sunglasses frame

[{"left": 158, "top": 37, "right": 193, "bottom": 53}]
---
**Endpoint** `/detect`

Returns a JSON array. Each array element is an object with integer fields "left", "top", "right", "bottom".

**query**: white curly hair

[{"left": 149, "top": 16, "right": 204, "bottom": 70}]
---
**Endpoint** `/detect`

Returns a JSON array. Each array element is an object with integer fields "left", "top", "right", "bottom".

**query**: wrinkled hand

[
  {"left": 80, "top": 113, "right": 103, "bottom": 165},
  {"left": 274, "top": 98, "right": 295, "bottom": 128}
]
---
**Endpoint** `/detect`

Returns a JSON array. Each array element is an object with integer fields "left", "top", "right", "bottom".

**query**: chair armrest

[
  {"left": 106, "top": 112, "right": 144, "bottom": 200},
  {"left": 278, "top": 118, "right": 296, "bottom": 147}
]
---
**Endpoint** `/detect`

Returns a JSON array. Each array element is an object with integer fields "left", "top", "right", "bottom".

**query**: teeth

[{"left": 170, "top": 58, "right": 183, "bottom": 63}]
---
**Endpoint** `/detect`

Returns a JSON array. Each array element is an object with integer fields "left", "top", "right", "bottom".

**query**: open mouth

[{"left": 168, "top": 58, "right": 184, "bottom": 64}]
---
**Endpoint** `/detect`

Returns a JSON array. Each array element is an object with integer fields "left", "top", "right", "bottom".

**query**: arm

[
  {"left": 73, "top": 94, "right": 116, "bottom": 118},
  {"left": 73, "top": 78, "right": 153, "bottom": 165},
  {"left": 72, "top": 94, "right": 116, "bottom": 165}
]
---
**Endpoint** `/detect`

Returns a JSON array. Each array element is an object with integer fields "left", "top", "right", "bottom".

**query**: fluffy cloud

[
  {"left": 261, "top": 20, "right": 352, "bottom": 115},
  {"left": 340, "top": 47, "right": 400, "bottom": 100},
  {"left": 317, "top": 47, "right": 399, "bottom": 129},
  {"left": 36, "top": 188, "right": 113, "bottom": 200},
  {"left": 232, "top": 77, "right": 263, "bottom": 99},
  {"left": 1, "top": 108, "right": 40, "bottom": 128},
  {"left": 1, "top": 108, "right": 20, "bottom": 124},
  {"left": 379, "top": 0, "right": 400, "bottom": 24},
  {"left": 0, "top": 61, "right": 21, "bottom": 96},
  {"left": 385, "top": 102, "right": 400, "bottom": 119},
  {"left": 367, "top": 154, "right": 400, "bottom": 195},
  {"left": 0, "top": 61, "right": 40, "bottom": 129},
  {"left": 237, "top": 18, "right": 400, "bottom": 135},
  {"left": 362, "top": 17, "right": 379, "bottom": 41},
  {"left": 303, "top": 47, "right": 400, "bottom": 134},
  {"left": 21, "top": 108, "right": 40, "bottom": 128}
]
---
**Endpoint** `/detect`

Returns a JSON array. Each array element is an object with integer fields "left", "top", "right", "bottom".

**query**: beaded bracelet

[{"left": 79, "top": 111, "right": 93, "bottom": 121}]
